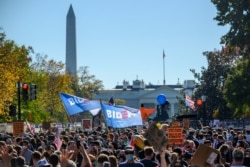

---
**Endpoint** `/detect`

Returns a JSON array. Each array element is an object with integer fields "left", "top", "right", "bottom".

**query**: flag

[
  {"left": 59, "top": 92, "right": 101, "bottom": 116},
  {"left": 140, "top": 104, "right": 155, "bottom": 121},
  {"left": 93, "top": 97, "right": 114, "bottom": 128},
  {"left": 108, "top": 97, "right": 114, "bottom": 105},
  {"left": 101, "top": 103, "right": 143, "bottom": 128},
  {"left": 26, "top": 120, "right": 35, "bottom": 135},
  {"left": 54, "top": 126, "right": 62, "bottom": 151},
  {"left": 163, "top": 50, "right": 166, "bottom": 59},
  {"left": 185, "top": 95, "right": 195, "bottom": 111}
]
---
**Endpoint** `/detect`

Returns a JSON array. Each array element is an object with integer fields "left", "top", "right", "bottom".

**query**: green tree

[
  {"left": 0, "top": 29, "right": 105, "bottom": 123},
  {"left": 211, "top": 0, "right": 250, "bottom": 54},
  {"left": 73, "top": 66, "right": 104, "bottom": 99},
  {"left": 28, "top": 54, "right": 74, "bottom": 123},
  {"left": 223, "top": 57, "right": 250, "bottom": 118},
  {"left": 69, "top": 66, "right": 104, "bottom": 121},
  {"left": 191, "top": 50, "right": 236, "bottom": 122},
  {"left": 212, "top": 0, "right": 250, "bottom": 118},
  {"left": 0, "top": 29, "right": 32, "bottom": 122}
]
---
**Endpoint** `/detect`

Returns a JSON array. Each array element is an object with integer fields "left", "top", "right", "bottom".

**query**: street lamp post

[{"left": 201, "top": 95, "right": 207, "bottom": 126}]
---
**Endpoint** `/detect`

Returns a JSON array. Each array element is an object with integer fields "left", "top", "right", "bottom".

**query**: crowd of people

[{"left": 0, "top": 121, "right": 250, "bottom": 167}]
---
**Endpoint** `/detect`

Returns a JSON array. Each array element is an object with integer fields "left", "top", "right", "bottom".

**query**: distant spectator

[
  {"left": 243, "top": 148, "right": 250, "bottom": 166},
  {"left": 49, "top": 153, "right": 60, "bottom": 167},
  {"left": 97, "top": 153, "right": 109, "bottom": 167},
  {"left": 140, "top": 146, "right": 158, "bottom": 167},
  {"left": 119, "top": 147, "right": 144, "bottom": 167},
  {"left": 16, "top": 156, "right": 29, "bottom": 167},
  {"left": 20, "top": 140, "right": 33, "bottom": 165},
  {"left": 31, "top": 151, "right": 43, "bottom": 167},
  {"left": 231, "top": 148, "right": 245, "bottom": 166},
  {"left": 109, "top": 155, "right": 118, "bottom": 167}
]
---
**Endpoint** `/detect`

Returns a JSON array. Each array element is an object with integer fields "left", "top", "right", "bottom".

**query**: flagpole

[
  {"left": 59, "top": 92, "right": 73, "bottom": 124},
  {"left": 63, "top": 105, "right": 73, "bottom": 123},
  {"left": 99, "top": 99, "right": 109, "bottom": 128},
  {"left": 163, "top": 50, "right": 166, "bottom": 85}
]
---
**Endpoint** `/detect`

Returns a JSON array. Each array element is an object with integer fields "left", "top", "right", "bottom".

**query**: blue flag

[
  {"left": 59, "top": 92, "right": 101, "bottom": 116},
  {"left": 101, "top": 103, "right": 143, "bottom": 128}
]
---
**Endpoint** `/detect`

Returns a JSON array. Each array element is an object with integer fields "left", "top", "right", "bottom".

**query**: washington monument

[{"left": 66, "top": 4, "right": 77, "bottom": 75}]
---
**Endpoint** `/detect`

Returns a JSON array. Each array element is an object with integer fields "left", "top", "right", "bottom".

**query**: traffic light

[
  {"left": 196, "top": 99, "right": 203, "bottom": 111},
  {"left": 22, "top": 83, "right": 29, "bottom": 101},
  {"left": 30, "top": 83, "right": 37, "bottom": 100},
  {"left": 9, "top": 105, "right": 16, "bottom": 117}
]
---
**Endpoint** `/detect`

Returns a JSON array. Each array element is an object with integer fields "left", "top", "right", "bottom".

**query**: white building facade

[{"left": 93, "top": 79, "right": 195, "bottom": 121}]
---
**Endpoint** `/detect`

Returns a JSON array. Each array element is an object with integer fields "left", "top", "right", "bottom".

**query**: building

[
  {"left": 64, "top": 5, "right": 196, "bottom": 122},
  {"left": 93, "top": 79, "right": 195, "bottom": 121},
  {"left": 66, "top": 4, "right": 77, "bottom": 75}
]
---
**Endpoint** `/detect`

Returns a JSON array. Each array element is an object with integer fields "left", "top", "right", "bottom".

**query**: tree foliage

[
  {"left": 211, "top": 0, "right": 250, "bottom": 53},
  {"left": 223, "top": 56, "right": 250, "bottom": 117},
  {"left": 0, "top": 29, "right": 32, "bottom": 122},
  {"left": 29, "top": 54, "right": 74, "bottom": 122},
  {"left": 74, "top": 66, "right": 104, "bottom": 99},
  {"left": 211, "top": 0, "right": 250, "bottom": 118},
  {"left": 191, "top": 49, "right": 236, "bottom": 121},
  {"left": 0, "top": 29, "right": 104, "bottom": 123}
]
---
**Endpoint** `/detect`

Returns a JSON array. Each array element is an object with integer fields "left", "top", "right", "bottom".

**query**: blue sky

[{"left": 0, "top": 0, "right": 229, "bottom": 89}]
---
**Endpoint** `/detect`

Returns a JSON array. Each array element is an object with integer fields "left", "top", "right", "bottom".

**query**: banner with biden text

[
  {"left": 59, "top": 92, "right": 101, "bottom": 116},
  {"left": 101, "top": 103, "right": 143, "bottom": 128}
]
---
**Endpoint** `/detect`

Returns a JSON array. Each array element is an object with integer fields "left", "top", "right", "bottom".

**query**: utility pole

[
  {"left": 17, "top": 81, "right": 21, "bottom": 120},
  {"left": 163, "top": 50, "right": 166, "bottom": 85}
]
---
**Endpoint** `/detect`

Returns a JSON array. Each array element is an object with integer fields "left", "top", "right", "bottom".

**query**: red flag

[{"left": 140, "top": 104, "right": 155, "bottom": 120}]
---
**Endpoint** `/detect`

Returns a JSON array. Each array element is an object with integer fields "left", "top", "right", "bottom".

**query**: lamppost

[{"left": 201, "top": 95, "right": 207, "bottom": 126}]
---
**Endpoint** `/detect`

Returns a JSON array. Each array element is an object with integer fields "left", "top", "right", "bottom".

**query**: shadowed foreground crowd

[{"left": 0, "top": 123, "right": 250, "bottom": 167}]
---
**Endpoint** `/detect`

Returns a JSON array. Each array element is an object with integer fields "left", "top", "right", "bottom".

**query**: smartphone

[
  {"left": 76, "top": 140, "right": 81, "bottom": 148},
  {"left": 103, "top": 162, "right": 110, "bottom": 167}
]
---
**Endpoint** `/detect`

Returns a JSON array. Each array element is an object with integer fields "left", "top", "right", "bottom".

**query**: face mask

[
  {"left": 22, "top": 145, "right": 27, "bottom": 149},
  {"left": 125, "top": 154, "right": 134, "bottom": 161}
]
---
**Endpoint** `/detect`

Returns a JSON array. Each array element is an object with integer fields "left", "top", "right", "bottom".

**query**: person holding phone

[{"left": 78, "top": 142, "right": 93, "bottom": 167}]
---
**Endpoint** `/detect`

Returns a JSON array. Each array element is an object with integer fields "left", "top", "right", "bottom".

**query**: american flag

[
  {"left": 185, "top": 95, "right": 195, "bottom": 111},
  {"left": 54, "top": 126, "right": 62, "bottom": 151},
  {"left": 26, "top": 120, "right": 35, "bottom": 135}
]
